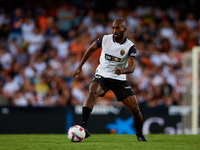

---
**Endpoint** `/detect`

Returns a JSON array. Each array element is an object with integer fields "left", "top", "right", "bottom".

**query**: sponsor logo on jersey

[
  {"left": 114, "top": 58, "right": 119, "bottom": 61},
  {"left": 105, "top": 54, "right": 121, "bottom": 62},
  {"left": 120, "top": 50, "right": 125, "bottom": 56},
  {"left": 105, "top": 45, "right": 109, "bottom": 50}
]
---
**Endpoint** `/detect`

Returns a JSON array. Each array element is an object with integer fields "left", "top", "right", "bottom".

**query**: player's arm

[
  {"left": 114, "top": 45, "right": 137, "bottom": 75},
  {"left": 73, "top": 36, "right": 103, "bottom": 78},
  {"left": 114, "top": 58, "right": 136, "bottom": 75}
]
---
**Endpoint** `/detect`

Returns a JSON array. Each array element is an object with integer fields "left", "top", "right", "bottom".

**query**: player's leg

[
  {"left": 81, "top": 82, "right": 105, "bottom": 137},
  {"left": 83, "top": 82, "right": 105, "bottom": 109},
  {"left": 122, "top": 95, "right": 147, "bottom": 141}
]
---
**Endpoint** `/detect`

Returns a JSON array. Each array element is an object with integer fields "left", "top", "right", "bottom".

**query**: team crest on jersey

[{"left": 120, "top": 50, "right": 125, "bottom": 56}]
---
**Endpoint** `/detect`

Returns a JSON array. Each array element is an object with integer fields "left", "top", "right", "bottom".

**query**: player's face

[{"left": 112, "top": 22, "right": 126, "bottom": 40}]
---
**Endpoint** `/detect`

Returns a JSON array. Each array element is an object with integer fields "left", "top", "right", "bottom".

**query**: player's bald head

[
  {"left": 112, "top": 18, "right": 127, "bottom": 40},
  {"left": 113, "top": 19, "right": 127, "bottom": 29}
]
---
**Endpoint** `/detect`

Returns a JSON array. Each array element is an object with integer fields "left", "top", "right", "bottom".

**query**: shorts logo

[
  {"left": 95, "top": 75, "right": 102, "bottom": 78},
  {"left": 120, "top": 50, "right": 125, "bottom": 56},
  {"left": 124, "top": 86, "right": 131, "bottom": 89}
]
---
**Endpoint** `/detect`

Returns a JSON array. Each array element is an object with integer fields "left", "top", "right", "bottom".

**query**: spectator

[
  {"left": 21, "top": 16, "right": 35, "bottom": 43},
  {"left": 13, "top": 47, "right": 28, "bottom": 66},
  {"left": 27, "top": 27, "right": 44, "bottom": 55},
  {"left": 13, "top": 67, "right": 25, "bottom": 88},
  {"left": 0, "top": 8, "right": 10, "bottom": 26},
  {"left": 12, "top": 90, "right": 29, "bottom": 107},
  {"left": 0, "top": 46, "right": 13, "bottom": 71},
  {"left": 9, "top": 38, "right": 19, "bottom": 56},
  {"left": 48, "top": 55, "right": 62, "bottom": 71},
  {"left": 55, "top": 36, "right": 69, "bottom": 59},
  {"left": 72, "top": 80, "right": 88, "bottom": 105},
  {"left": 56, "top": 88, "right": 70, "bottom": 106},
  {"left": 35, "top": 75, "right": 49, "bottom": 97},
  {"left": 47, "top": 26, "right": 61, "bottom": 48},
  {"left": 34, "top": 57, "right": 47, "bottom": 76},
  {"left": 82, "top": 9, "right": 95, "bottom": 27},
  {"left": 126, "top": 11, "right": 139, "bottom": 32},
  {"left": 69, "top": 36, "right": 85, "bottom": 55},
  {"left": 2, "top": 75, "right": 20, "bottom": 98},
  {"left": 8, "top": 8, "right": 23, "bottom": 45},
  {"left": 24, "top": 61, "right": 36, "bottom": 79},
  {"left": 160, "top": 20, "right": 175, "bottom": 40},
  {"left": 57, "top": 4, "right": 74, "bottom": 38},
  {"left": 185, "top": 13, "right": 197, "bottom": 30},
  {"left": 0, "top": 88, "right": 9, "bottom": 106},
  {"left": 29, "top": 91, "right": 43, "bottom": 107},
  {"left": 161, "top": 78, "right": 173, "bottom": 96},
  {"left": 37, "top": 9, "right": 48, "bottom": 32},
  {"left": 43, "top": 89, "right": 57, "bottom": 106}
]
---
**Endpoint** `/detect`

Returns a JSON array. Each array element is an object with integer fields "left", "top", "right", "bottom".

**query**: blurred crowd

[{"left": 0, "top": 0, "right": 200, "bottom": 108}]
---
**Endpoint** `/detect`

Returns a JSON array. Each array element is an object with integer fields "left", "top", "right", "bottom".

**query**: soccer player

[{"left": 73, "top": 19, "right": 147, "bottom": 141}]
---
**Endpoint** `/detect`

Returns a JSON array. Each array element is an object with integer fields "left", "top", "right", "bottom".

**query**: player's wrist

[
  {"left": 119, "top": 69, "right": 124, "bottom": 74},
  {"left": 77, "top": 65, "right": 83, "bottom": 69}
]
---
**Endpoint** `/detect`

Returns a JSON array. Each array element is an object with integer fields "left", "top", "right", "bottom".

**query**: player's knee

[
  {"left": 89, "top": 88, "right": 99, "bottom": 98},
  {"left": 130, "top": 105, "right": 140, "bottom": 115}
]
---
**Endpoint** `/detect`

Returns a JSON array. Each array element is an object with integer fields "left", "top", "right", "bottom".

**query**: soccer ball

[{"left": 67, "top": 125, "right": 86, "bottom": 142}]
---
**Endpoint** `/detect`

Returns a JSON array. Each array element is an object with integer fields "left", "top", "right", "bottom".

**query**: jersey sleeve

[
  {"left": 128, "top": 45, "right": 137, "bottom": 59},
  {"left": 95, "top": 36, "right": 104, "bottom": 48}
]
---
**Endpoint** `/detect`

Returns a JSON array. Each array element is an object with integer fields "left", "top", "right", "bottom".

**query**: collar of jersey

[{"left": 112, "top": 35, "right": 127, "bottom": 45}]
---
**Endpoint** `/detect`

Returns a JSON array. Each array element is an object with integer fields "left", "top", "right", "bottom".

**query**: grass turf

[{"left": 0, "top": 134, "right": 199, "bottom": 150}]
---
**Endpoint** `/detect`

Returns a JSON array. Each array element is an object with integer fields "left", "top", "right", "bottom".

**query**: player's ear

[{"left": 124, "top": 26, "right": 127, "bottom": 32}]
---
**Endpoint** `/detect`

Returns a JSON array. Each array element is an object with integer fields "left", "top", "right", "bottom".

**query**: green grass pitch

[{"left": 0, "top": 134, "right": 199, "bottom": 150}]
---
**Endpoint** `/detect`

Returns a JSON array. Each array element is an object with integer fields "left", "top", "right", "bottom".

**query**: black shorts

[{"left": 91, "top": 74, "right": 135, "bottom": 101}]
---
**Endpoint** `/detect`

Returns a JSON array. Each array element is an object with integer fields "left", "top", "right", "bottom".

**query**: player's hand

[
  {"left": 114, "top": 67, "right": 121, "bottom": 75},
  {"left": 73, "top": 67, "right": 82, "bottom": 78}
]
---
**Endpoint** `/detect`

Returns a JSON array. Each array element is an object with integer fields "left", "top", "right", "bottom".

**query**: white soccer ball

[{"left": 67, "top": 125, "right": 86, "bottom": 142}]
